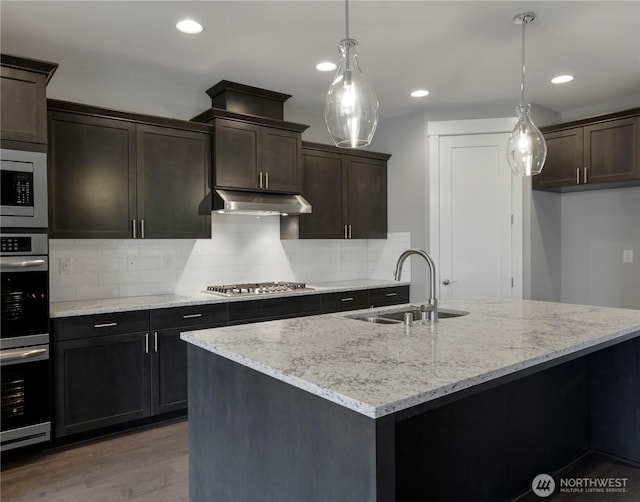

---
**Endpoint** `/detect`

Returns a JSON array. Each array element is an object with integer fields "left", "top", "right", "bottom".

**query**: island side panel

[
  {"left": 591, "top": 336, "right": 640, "bottom": 463},
  {"left": 187, "top": 344, "right": 395, "bottom": 502},
  {"left": 394, "top": 356, "right": 590, "bottom": 501}
]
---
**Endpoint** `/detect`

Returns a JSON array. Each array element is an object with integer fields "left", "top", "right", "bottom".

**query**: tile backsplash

[{"left": 49, "top": 214, "right": 411, "bottom": 302}]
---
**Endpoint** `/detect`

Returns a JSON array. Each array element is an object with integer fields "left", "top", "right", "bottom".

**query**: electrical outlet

[
  {"left": 60, "top": 257, "right": 73, "bottom": 274},
  {"left": 127, "top": 257, "right": 137, "bottom": 272},
  {"left": 623, "top": 250, "right": 633, "bottom": 263}
]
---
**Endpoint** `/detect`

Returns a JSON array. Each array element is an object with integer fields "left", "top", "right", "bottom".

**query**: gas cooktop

[{"left": 204, "top": 281, "right": 313, "bottom": 297}]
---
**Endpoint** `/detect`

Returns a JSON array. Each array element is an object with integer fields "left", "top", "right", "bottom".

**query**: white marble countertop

[
  {"left": 181, "top": 297, "right": 640, "bottom": 419},
  {"left": 49, "top": 279, "right": 409, "bottom": 318}
]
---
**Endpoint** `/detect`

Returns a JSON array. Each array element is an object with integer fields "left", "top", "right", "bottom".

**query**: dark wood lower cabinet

[
  {"left": 151, "top": 329, "right": 188, "bottom": 415},
  {"left": 52, "top": 287, "right": 409, "bottom": 440},
  {"left": 54, "top": 332, "right": 151, "bottom": 437}
]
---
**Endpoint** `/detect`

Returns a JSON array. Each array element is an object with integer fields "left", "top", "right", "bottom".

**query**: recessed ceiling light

[
  {"left": 316, "top": 61, "right": 337, "bottom": 72},
  {"left": 176, "top": 19, "right": 203, "bottom": 34},
  {"left": 410, "top": 89, "right": 430, "bottom": 98},
  {"left": 551, "top": 74, "right": 574, "bottom": 84}
]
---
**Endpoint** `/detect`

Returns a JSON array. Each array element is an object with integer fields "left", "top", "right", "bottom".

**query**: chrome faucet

[{"left": 394, "top": 248, "right": 438, "bottom": 322}]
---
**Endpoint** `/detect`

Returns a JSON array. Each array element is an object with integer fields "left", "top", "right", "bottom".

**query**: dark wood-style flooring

[
  {"left": 1, "top": 420, "right": 188, "bottom": 501},
  {"left": 2, "top": 418, "right": 638, "bottom": 501}
]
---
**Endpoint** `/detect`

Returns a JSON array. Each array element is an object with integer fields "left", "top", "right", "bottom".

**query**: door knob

[{"left": 442, "top": 279, "right": 457, "bottom": 285}]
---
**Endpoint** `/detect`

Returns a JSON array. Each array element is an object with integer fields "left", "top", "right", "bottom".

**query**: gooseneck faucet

[{"left": 394, "top": 248, "right": 438, "bottom": 322}]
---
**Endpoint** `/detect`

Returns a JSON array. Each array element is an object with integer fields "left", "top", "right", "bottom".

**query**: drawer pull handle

[
  {"left": 385, "top": 292, "right": 398, "bottom": 297},
  {"left": 183, "top": 313, "right": 203, "bottom": 319},
  {"left": 340, "top": 297, "right": 354, "bottom": 302},
  {"left": 94, "top": 322, "right": 118, "bottom": 328}
]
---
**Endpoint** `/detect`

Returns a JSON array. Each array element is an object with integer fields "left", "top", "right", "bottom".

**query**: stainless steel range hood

[{"left": 213, "top": 189, "right": 312, "bottom": 216}]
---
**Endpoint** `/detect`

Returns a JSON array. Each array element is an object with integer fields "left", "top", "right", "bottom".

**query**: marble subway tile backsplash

[{"left": 49, "top": 214, "right": 411, "bottom": 302}]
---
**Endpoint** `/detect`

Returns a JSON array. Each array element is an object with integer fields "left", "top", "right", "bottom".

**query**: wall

[
  {"left": 559, "top": 187, "right": 640, "bottom": 309},
  {"left": 49, "top": 214, "right": 410, "bottom": 302}
]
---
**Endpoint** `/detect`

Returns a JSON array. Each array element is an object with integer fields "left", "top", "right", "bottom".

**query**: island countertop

[{"left": 181, "top": 297, "right": 640, "bottom": 418}]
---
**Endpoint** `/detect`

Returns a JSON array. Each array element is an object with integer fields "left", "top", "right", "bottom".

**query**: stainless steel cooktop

[{"left": 205, "top": 281, "right": 313, "bottom": 297}]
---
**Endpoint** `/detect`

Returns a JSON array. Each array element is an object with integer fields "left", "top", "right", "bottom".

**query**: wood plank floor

[
  {"left": 2, "top": 419, "right": 638, "bottom": 501},
  {"left": 1, "top": 420, "right": 188, "bottom": 502}
]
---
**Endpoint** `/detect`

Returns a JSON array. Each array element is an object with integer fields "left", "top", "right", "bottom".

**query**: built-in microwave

[{"left": 1, "top": 148, "right": 48, "bottom": 229}]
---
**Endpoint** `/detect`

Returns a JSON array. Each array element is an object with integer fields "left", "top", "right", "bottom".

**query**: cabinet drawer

[
  {"left": 53, "top": 311, "right": 149, "bottom": 341},
  {"left": 321, "top": 290, "right": 369, "bottom": 313},
  {"left": 228, "top": 295, "right": 322, "bottom": 324},
  {"left": 150, "top": 303, "right": 228, "bottom": 330},
  {"left": 368, "top": 286, "right": 409, "bottom": 307}
]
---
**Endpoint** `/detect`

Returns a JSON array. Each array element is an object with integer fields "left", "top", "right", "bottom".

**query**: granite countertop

[
  {"left": 181, "top": 297, "right": 640, "bottom": 419},
  {"left": 49, "top": 279, "right": 410, "bottom": 318}
]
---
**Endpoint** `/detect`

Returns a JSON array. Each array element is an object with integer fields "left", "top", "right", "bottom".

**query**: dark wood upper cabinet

[
  {"left": 48, "top": 111, "right": 137, "bottom": 238},
  {"left": 213, "top": 117, "right": 303, "bottom": 193},
  {"left": 48, "top": 101, "right": 212, "bottom": 238},
  {"left": 136, "top": 124, "right": 211, "bottom": 238},
  {"left": 284, "top": 142, "right": 389, "bottom": 240},
  {"left": 0, "top": 55, "right": 57, "bottom": 148},
  {"left": 533, "top": 109, "right": 640, "bottom": 191}
]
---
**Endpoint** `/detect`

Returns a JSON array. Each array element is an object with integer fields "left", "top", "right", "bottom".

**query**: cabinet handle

[
  {"left": 385, "top": 292, "right": 397, "bottom": 297},
  {"left": 145, "top": 333, "right": 149, "bottom": 354},
  {"left": 259, "top": 171, "right": 263, "bottom": 188},
  {"left": 132, "top": 219, "right": 137, "bottom": 238},
  {"left": 348, "top": 225, "right": 352, "bottom": 239},
  {"left": 94, "top": 322, "right": 117, "bottom": 328},
  {"left": 183, "top": 313, "right": 202, "bottom": 319},
  {"left": 154, "top": 332, "right": 158, "bottom": 353},
  {"left": 141, "top": 219, "right": 145, "bottom": 239},
  {"left": 340, "top": 297, "right": 354, "bottom": 302},
  {"left": 344, "top": 225, "right": 348, "bottom": 239},
  {"left": 584, "top": 167, "right": 588, "bottom": 184},
  {"left": 265, "top": 172, "right": 269, "bottom": 189},
  {"left": 576, "top": 168, "right": 580, "bottom": 185}
]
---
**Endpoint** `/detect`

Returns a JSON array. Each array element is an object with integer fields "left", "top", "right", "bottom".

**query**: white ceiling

[{"left": 2, "top": 0, "right": 639, "bottom": 123}]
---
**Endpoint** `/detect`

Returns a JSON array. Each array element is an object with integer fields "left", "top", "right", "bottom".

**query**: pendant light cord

[
  {"left": 520, "top": 18, "right": 526, "bottom": 104},
  {"left": 345, "top": 0, "right": 350, "bottom": 39}
]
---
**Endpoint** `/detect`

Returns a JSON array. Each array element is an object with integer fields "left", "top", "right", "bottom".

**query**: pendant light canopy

[
  {"left": 325, "top": 0, "right": 379, "bottom": 148},
  {"left": 506, "top": 12, "right": 547, "bottom": 176}
]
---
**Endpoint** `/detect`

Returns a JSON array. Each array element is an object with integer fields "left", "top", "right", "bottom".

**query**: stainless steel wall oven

[{"left": 1, "top": 232, "right": 51, "bottom": 451}]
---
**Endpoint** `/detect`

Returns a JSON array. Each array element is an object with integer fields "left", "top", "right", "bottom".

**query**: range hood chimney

[{"left": 213, "top": 189, "right": 311, "bottom": 216}]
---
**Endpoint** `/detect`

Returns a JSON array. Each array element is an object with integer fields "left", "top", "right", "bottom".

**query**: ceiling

[{"left": 1, "top": 1, "right": 639, "bottom": 123}]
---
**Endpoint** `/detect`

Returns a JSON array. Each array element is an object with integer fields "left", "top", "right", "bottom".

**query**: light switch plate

[{"left": 623, "top": 250, "right": 633, "bottom": 263}]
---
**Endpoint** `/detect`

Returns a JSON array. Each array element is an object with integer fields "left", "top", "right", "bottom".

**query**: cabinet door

[
  {"left": 151, "top": 329, "right": 188, "bottom": 415},
  {"left": 48, "top": 112, "right": 136, "bottom": 238},
  {"left": 137, "top": 124, "right": 211, "bottom": 238},
  {"left": 584, "top": 117, "right": 640, "bottom": 184},
  {"left": 214, "top": 118, "right": 259, "bottom": 190},
  {"left": 299, "top": 149, "right": 345, "bottom": 238},
  {"left": 345, "top": 157, "right": 387, "bottom": 239},
  {"left": 1, "top": 66, "right": 47, "bottom": 144},
  {"left": 262, "top": 128, "right": 302, "bottom": 193},
  {"left": 533, "top": 128, "right": 583, "bottom": 189},
  {"left": 54, "top": 332, "right": 151, "bottom": 437}
]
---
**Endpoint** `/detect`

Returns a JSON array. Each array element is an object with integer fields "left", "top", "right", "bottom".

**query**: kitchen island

[{"left": 182, "top": 297, "right": 640, "bottom": 501}]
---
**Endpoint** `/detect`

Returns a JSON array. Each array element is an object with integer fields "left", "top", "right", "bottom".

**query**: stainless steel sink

[{"left": 349, "top": 307, "right": 468, "bottom": 324}]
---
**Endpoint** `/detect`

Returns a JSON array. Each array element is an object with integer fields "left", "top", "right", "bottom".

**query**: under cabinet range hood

[{"left": 213, "top": 189, "right": 311, "bottom": 216}]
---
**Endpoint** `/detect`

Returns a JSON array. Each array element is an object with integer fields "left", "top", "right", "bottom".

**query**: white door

[{"left": 429, "top": 120, "right": 524, "bottom": 301}]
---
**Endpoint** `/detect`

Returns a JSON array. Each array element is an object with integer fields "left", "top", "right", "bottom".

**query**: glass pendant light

[
  {"left": 325, "top": 0, "right": 379, "bottom": 148},
  {"left": 506, "top": 12, "right": 547, "bottom": 176}
]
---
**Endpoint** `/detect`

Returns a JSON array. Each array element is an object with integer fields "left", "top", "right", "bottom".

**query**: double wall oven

[{"left": 1, "top": 148, "right": 51, "bottom": 451}]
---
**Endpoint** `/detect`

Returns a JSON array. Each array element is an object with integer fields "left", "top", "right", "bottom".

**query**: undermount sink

[{"left": 350, "top": 307, "right": 469, "bottom": 324}]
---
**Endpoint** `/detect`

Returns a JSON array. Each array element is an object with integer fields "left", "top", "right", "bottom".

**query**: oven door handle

[
  {"left": 0, "top": 258, "right": 47, "bottom": 269},
  {"left": 0, "top": 346, "right": 49, "bottom": 366}
]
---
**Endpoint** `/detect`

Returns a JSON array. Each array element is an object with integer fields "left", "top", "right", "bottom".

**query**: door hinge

[
  {"left": 511, "top": 277, "right": 514, "bottom": 288},
  {"left": 511, "top": 214, "right": 514, "bottom": 225}
]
